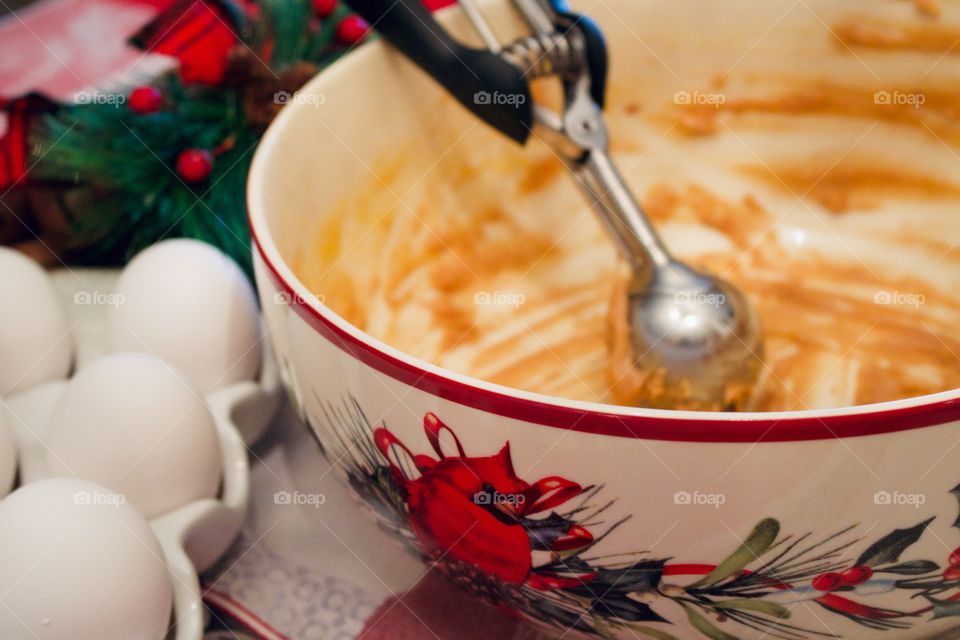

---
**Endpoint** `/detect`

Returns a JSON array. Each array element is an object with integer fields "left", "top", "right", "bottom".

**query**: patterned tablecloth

[{"left": 204, "top": 403, "right": 536, "bottom": 639}]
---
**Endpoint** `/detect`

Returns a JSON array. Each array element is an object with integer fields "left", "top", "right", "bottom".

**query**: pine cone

[{"left": 224, "top": 49, "right": 319, "bottom": 130}]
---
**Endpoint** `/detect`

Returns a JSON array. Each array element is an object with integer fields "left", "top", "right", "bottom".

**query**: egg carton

[{"left": 2, "top": 269, "right": 281, "bottom": 640}]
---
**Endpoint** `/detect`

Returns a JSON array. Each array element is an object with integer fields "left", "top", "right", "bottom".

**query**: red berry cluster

[
  {"left": 176, "top": 148, "right": 214, "bottom": 183},
  {"left": 311, "top": 0, "right": 369, "bottom": 45},
  {"left": 312, "top": 0, "right": 337, "bottom": 18},
  {"left": 811, "top": 565, "right": 873, "bottom": 592},
  {"left": 125, "top": 86, "right": 216, "bottom": 183},
  {"left": 944, "top": 547, "right": 960, "bottom": 581},
  {"left": 129, "top": 86, "right": 163, "bottom": 115},
  {"left": 335, "top": 14, "right": 369, "bottom": 45}
]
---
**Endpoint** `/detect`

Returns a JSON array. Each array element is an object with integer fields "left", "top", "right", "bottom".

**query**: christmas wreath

[{"left": 0, "top": 0, "right": 453, "bottom": 274}]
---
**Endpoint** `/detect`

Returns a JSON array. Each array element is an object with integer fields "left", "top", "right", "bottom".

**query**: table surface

[{"left": 218, "top": 400, "right": 542, "bottom": 639}]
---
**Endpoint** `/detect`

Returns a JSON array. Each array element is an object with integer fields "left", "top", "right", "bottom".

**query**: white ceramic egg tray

[{"left": 1, "top": 269, "right": 281, "bottom": 640}]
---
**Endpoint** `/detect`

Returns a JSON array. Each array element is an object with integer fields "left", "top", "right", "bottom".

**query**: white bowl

[{"left": 249, "top": 1, "right": 960, "bottom": 638}]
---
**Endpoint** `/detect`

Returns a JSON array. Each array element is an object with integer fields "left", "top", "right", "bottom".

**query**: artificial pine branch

[
  {"left": 26, "top": 0, "right": 355, "bottom": 275},
  {"left": 32, "top": 74, "right": 251, "bottom": 270}
]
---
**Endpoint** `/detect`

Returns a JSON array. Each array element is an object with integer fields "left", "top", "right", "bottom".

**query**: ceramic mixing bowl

[{"left": 248, "top": 0, "right": 960, "bottom": 637}]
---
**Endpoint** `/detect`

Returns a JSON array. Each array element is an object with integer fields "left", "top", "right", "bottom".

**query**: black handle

[
  {"left": 550, "top": 0, "right": 608, "bottom": 108},
  {"left": 346, "top": 0, "right": 534, "bottom": 143}
]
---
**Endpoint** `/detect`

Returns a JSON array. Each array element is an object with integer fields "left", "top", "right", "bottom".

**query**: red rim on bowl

[{"left": 247, "top": 41, "right": 960, "bottom": 445}]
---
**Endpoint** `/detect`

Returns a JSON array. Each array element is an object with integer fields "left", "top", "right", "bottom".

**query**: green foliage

[
  {"left": 251, "top": 0, "right": 352, "bottom": 68},
  {"left": 27, "top": 0, "right": 357, "bottom": 274},
  {"left": 32, "top": 76, "right": 253, "bottom": 270},
  {"left": 693, "top": 518, "right": 780, "bottom": 588}
]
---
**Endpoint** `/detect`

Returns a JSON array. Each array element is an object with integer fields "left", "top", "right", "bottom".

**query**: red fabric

[
  {"left": 423, "top": 0, "right": 455, "bottom": 10},
  {"left": 130, "top": 0, "right": 239, "bottom": 84},
  {"left": 0, "top": 94, "right": 56, "bottom": 190}
]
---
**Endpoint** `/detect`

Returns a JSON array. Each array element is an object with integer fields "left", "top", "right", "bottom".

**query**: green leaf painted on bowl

[
  {"left": 682, "top": 603, "right": 742, "bottom": 640},
  {"left": 856, "top": 518, "right": 935, "bottom": 567},
  {"left": 628, "top": 623, "right": 684, "bottom": 640},
  {"left": 714, "top": 598, "right": 790, "bottom": 619},
  {"left": 925, "top": 594, "right": 960, "bottom": 619},
  {"left": 590, "top": 593, "right": 668, "bottom": 623},
  {"left": 694, "top": 518, "right": 780, "bottom": 587},
  {"left": 877, "top": 560, "right": 940, "bottom": 575}
]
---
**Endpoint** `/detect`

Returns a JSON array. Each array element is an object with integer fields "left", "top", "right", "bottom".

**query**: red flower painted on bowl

[{"left": 374, "top": 413, "right": 591, "bottom": 585}]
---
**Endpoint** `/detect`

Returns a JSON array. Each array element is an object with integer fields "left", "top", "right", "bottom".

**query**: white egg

[
  {"left": 0, "top": 406, "right": 16, "bottom": 497},
  {"left": 106, "top": 239, "right": 261, "bottom": 394},
  {"left": 0, "top": 247, "right": 72, "bottom": 395},
  {"left": 45, "top": 352, "right": 223, "bottom": 519},
  {"left": 0, "top": 478, "right": 173, "bottom": 640}
]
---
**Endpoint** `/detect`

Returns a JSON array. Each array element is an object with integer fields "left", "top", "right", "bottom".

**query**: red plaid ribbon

[
  {"left": 0, "top": 94, "right": 56, "bottom": 191},
  {"left": 130, "top": 0, "right": 241, "bottom": 84}
]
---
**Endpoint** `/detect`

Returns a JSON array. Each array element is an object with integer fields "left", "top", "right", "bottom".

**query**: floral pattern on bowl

[{"left": 310, "top": 395, "right": 960, "bottom": 640}]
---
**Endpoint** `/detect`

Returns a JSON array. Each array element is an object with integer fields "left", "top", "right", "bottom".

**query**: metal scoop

[{"left": 345, "top": 0, "right": 763, "bottom": 410}]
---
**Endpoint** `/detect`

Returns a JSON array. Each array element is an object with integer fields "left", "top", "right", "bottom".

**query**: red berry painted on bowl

[
  {"left": 812, "top": 572, "right": 843, "bottom": 592},
  {"left": 840, "top": 565, "right": 873, "bottom": 586},
  {"left": 949, "top": 547, "right": 960, "bottom": 567}
]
